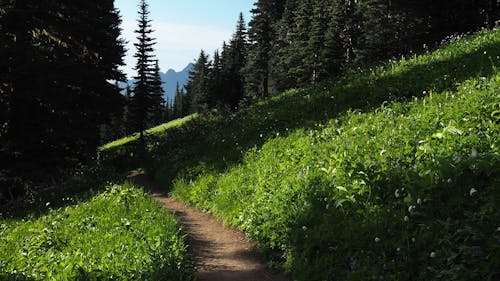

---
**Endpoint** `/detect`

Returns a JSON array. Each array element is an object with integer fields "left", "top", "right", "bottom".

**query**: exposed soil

[{"left": 128, "top": 172, "right": 289, "bottom": 281}]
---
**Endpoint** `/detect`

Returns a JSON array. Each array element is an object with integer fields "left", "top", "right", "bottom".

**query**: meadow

[
  {"left": 102, "top": 28, "right": 500, "bottom": 280},
  {"left": 0, "top": 171, "right": 194, "bottom": 280}
]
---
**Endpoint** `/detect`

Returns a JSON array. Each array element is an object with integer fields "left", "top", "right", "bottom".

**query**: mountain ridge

[{"left": 121, "top": 63, "right": 193, "bottom": 103}]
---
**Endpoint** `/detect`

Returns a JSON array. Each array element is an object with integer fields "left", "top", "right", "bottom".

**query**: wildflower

[
  {"left": 46, "top": 202, "right": 51, "bottom": 207},
  {"left": 394, "top": 189, "right": 400, "bottom": 198},
  {"left": 302, "top": 226, "right": 307, "bottom": 231},
  {"left": 417, "top": 198, "right": 422, "bottom": 205},
  {"left": 469, "top": 188, "right": 478, "bottom": 196},
  {"left": 375, "top": 237, "right": 381, "bottom": 243},
  {"left": 408, "top": 205, "right": 416, "bottom": 213},
  {"left": 430, "top": 252, "right": 436, "bottom": 258},
  {"left": 411, "top": 237, "right": 416, "bottom": 243},
  {"left": 404, "top": 216, "right": 409, "bottom": 222}
]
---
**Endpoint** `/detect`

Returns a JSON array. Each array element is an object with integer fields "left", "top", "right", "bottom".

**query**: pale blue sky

[{"left": 115, "top": 0, "right": 255, "bottom": 78}]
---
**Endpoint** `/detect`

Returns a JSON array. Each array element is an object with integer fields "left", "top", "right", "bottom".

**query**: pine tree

[
  {"left": 269, "top": 0, "right": 298, "bottom": 93},
  {"left": 150, "top": 60, "right": 165, "bottom": 126},
  {"left": 186, "top": 50, "right": 210, "bottom": 113},
  {"left": 208, "top": 49, "right": 224, "bottom": 108},
  {"left": 306, "top": 0, "right": 331, "bottom": 84},
  {"left": 1, "top": 0, "right": 126, "bottom": 187},
  {"left": 244, "top": 0, "right": 286, "bottom": 99},
  {"left": 129, "top": 0, "right": 157, "bottom": 142},
  {"left": 173, "top": 82, "right": 184, "bottom": 118},
  {"left": 221, "top": 13, "right": 248, "bottom": 110}
]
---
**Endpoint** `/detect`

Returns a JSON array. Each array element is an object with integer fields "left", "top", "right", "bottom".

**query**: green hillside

[
  {"left": 103, "top": 29, "right": 500, "bottom": 280},
  {"left": 0, "top": 181, "right": 193, "bottom": 280}
]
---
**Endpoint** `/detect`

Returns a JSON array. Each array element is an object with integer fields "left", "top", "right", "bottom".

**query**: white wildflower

[{"left": 469, "top": 188, "right": 478, "bottom": 196}]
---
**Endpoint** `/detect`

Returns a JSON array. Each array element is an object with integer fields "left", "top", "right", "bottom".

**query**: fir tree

[
  {"left": 245, "top": 1, "right": 271, "bottom": 99},
  {"left": 208, "top": 49, "right": 224, "bottom": 108},
  {"left": 150, "top": 60, "right": 165, "bottom": 126},
  {"left": 186, "top": 50, "right": 210, "bottom": 113},
  {"left": 173, "top": 82, "right": 184, "bottom": 118},
  {"left": 129, "top": 0, "right": 157, "bottom": 142},
  {"left": 221, "top": 13, "right": 248, "bottom": 110},
  {"left": 1, "top": 0, "right": 126, "bottom": 187}
]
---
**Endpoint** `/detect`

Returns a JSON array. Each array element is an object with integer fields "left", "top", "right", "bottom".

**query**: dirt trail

[{"left": 128, "top": 172, "right": 289, "bottom": 281}]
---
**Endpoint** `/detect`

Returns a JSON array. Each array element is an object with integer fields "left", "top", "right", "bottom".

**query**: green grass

[
  {"left": 100, "top": 114, "right": 197, "bottom": 151},
  {"left": 102, "top": 29, "right": 500, "bottom": 280},
  {"left": 0, "top": 183, "right": 193, "bottom": 281}
]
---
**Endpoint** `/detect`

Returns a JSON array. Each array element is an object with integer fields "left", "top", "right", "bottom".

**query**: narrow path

[{"left": 128, "top": 172, "right": 289, "bottom": 281}]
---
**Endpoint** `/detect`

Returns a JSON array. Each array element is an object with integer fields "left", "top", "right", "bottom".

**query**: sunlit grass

[
  {"left": 0, "top": 183, "right": 193, "bottom": 280},
  {"left": 100, "top": 114, "right": 197, "bottom": 151}
]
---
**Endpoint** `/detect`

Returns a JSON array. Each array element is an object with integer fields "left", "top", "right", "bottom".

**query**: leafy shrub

[{"left": 0, "top": 183, "right": 194, "bottom": 281}]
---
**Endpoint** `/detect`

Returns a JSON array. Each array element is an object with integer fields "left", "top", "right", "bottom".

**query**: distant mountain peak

[{"left": 120, "top": 63, "right": 193, "bottom": 102}]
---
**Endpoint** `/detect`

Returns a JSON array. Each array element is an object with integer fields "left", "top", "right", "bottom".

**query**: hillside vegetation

[
  {"left": 0, "top": 181, "right": 193, "bottom": 280},
  {"left": 102, "top": 29, "right": 500, "bottom": 280}
]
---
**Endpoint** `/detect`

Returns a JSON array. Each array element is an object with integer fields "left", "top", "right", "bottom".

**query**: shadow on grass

[
  {"left": 0, "top": 164, "right": 121, "bottom": 220},
  {"left": 102, "top": 38, "right": 500, "bottom": 189}
]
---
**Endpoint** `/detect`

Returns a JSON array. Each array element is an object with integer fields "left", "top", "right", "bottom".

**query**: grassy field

[
  {"left": 0, "top": 178, "right": 193, "bottom": 280},
  {"left": 102, "top": 29, "right": 500, "bottom": 280},
  {"left": 100, "top": 114, "right": 197, "bottom": 151}
]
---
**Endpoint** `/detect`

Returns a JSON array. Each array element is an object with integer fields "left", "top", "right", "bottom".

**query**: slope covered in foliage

[
  {"left": 102, "top": 29, "right": 500, "bottom": 280},
  {"left": 0, "top": 182, "right": 193, "bottom": 280}
]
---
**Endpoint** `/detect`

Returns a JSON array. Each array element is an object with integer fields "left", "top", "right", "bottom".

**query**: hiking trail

[{"left": 128, "top": 172, "right": 289, "bottom": 281}]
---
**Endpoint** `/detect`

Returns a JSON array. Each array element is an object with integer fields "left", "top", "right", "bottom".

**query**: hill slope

[{"left": 103, "top": 29, "right": 500, "bottom": 281}]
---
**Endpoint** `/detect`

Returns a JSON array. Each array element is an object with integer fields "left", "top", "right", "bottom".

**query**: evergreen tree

[
  {"left": 129, "top": 0, "right": 157, "bottom": 142},
  {"left": 221, "top": 13, "right": 248, "bottom": 110},
  {"left": 173, "top": 82, "right": 184, "bottom": 118},
  {"left": 186, "top": 50, "right": 210, "bottom": 113},
  {"left": 0, "top": 0, "right": 126, "bottom": 193},
  {"left": 244, "top": 0, "right": 284, "bottom": 98},
  {"left": 269, "top": 0, "right": 299, "bottom": 92},
  {"left": 208, "top": 49, "right": 224, "bottom": 108},
  {"left": 305, "top": 0, "right": 330, "bottom": 83},
  {"left": 150, "top": 60, "right": 165, "bottom": 126}
]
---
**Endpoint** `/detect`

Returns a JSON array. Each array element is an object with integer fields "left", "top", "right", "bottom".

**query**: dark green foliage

[
  {"left": 0, "top": 0, "right": 125, "bottom": 192},
  {"left": 208, "top": 50, "right": 225, "bottom": 108},
  {"left": 184, "top": 14, "right": 249, "bottom": 114},
  {"left": 244, "top": 0, "right": 498, "bottom": 99},
  {"left": 150, "top": 60, "right": 166, "bottom": 126},
  {"left": 185, "top": 50, "right": 210, "bottom": 113},
  {"left": 245, "top": 0, "right": 286, "bottom": 98},
  {"left": 220, "top": 13, "right": 249, "bottom": 110},
  {"left": 173, "top": 82, "right": 186, "bottom": 118}
]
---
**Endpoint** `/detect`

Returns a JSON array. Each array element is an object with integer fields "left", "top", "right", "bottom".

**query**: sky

[{"left": 115, "top": 0, "right": 255, "bottom": 79}]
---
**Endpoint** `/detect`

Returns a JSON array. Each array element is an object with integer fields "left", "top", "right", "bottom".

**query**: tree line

[{"left": 179, "top": 0, "right": 498, "bottom": 116}]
